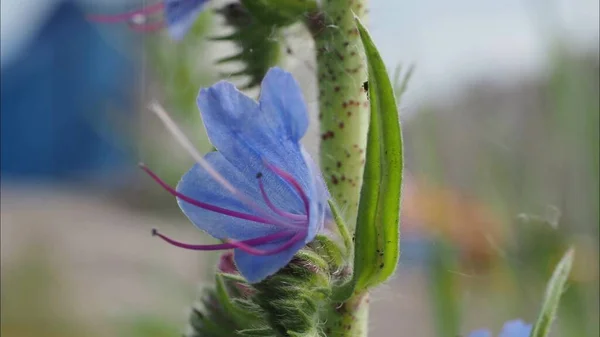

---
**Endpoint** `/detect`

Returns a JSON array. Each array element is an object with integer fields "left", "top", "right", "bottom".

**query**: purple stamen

[
  {"left": 257, "top": 173, "right": 307, "bottom": 223},
  {"left": 140, "top": 164, "right": 277, "bottom": 225},
  {"left": 152, "top": 228, "right": 295, "bottom": 251},
  {"left": 264, "top": 162, "right": 311, "bottom": 219},
  {"left": 87, "top": 2, "right": 164, "bottom": 23},
  {"left": 226, "top": 230, "right": 307, "bottom": 256}
]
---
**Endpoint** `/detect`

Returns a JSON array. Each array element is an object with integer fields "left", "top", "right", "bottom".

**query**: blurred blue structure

[{"left": 1, "top": 1, "right": 138, "bottom": 181}]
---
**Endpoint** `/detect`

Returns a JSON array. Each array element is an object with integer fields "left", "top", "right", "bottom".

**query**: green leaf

[
  {"left": 530, "top": 248, "right": 575, "bottom": 337},
  {"left": 348, "top": 16, "right": 403, "bottom": 293}
]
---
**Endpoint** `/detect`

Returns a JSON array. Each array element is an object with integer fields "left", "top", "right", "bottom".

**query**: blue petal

[
  {"left": 177, "top": 151, "right": 287, "bottom": 240},
  {"left": 301, "top": 148, "right": 328, "bottom": 240},
  {"left": 499, "top": 320, "right": 532, "bottom": 337},
  {"left": 468, "top": 329, "right": 492, "bottom": 337},
  {"left": 196, "top": 68, "right": 322, "bottom": 239},
  {"left": 164, "top": 0, "right": 206, "bottom": 40},
  {"left": 234, "top": 236, "right": 306, "bottom": 283},
  {"left": 258, "top": 67, "right": 308, "bottom": 142}
]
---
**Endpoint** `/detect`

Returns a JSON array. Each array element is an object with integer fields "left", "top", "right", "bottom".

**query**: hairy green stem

[
  {"left": 309, "top": 1, "right": 370, "bottom": 336},
  {"left": 310, "top": 0, "right": 370, "bottom": 231},
  {"left": 322, "top": 293, "right": 369, "bottom": 337}
]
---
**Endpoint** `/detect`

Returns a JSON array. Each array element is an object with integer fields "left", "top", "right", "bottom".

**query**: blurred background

[{"left": 1, "top": 0, "right": 598, "bottom": 336}]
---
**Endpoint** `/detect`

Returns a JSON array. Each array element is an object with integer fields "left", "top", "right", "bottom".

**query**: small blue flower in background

[
  {"left": 469, "top": 319, "right": 532, "bottom": 337},
  {"left": 88, "top": 0, "right": 208, "bottom": 40},
  {"left": 163, "top": 0, "right": 208, "bottom": 40},
  {"left": 142, "top": 67, "right": 329, "bottom": 283}
]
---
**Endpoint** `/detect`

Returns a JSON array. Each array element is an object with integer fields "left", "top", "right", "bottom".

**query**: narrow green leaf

[
  {"left": 328, "top": 200, "right": 353, "bottom": 253},
  {"left": 530, "top": 248, "right": 575, "bottom": 337},
  {"left": 350, "top": 16, "right": 403, "bottom": 293}
]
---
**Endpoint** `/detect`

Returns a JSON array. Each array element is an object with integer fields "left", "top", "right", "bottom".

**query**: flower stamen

[
  {"left": 225, "top": 230, "right": 306, "bottom": 256},
  {"left": 152, "top": 228, "right": 296, "bottom": 253},
  {"left": 140, "top": 163, "right": 297, "bottom": 227},
  {"left": 257, "top": 172, "right": 307, "bottom": 223},
  {"left": 147, "top": 102, "right": 301, "bottom": 228},
  {"left": 264, "top": 161, "right": 311, "bottom": 219}
]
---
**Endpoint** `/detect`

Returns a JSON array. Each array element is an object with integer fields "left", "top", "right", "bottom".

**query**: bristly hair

[{"left": 212, "top": 3, "right": 283, "bottom": 89}]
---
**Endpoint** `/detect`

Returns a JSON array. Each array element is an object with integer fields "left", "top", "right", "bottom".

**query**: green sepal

[
  {"left": 252, "top": 258, "right": 331, "bottom": 336},
  {"left": 236, "top": 327, "right": 275, "bottom": 336},
  {"left": 219, "top": 272, "right": 248, "bottom": 284},
  {"left": 296, "top": 248, "right": 331, "bottom": 272},
  {"left": 349, "top": 16, "right": 404, "bottom": 293},
  {"left": 310, "top": 235, "right": 346, "bottom": 270},
  {"left": 215, "top": 274, "right": 259, "bottom": 325},
  {"left": 530, "top": 248, "right": 575, "bottom": 337},
  {"left": 188, "top": 295, "right": 238, "bottom": 336},
  {"left": 240, "top": 0, "right": 318, "bottom": 27}
]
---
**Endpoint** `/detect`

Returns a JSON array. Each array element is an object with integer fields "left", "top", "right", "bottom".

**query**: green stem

[
  {"left": 309, "top": 1, "right": 370, "bottom": 336},
  {"left": 322, "top": 293, "right": 369, "bottom": 337},
  {"left": 310, "top": 0, "right": 370, "bottom": 231}
]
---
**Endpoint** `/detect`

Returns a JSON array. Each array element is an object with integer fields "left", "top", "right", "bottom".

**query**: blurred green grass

[{"left": 403, "top": 44, "right": 599, "bottom": 335}]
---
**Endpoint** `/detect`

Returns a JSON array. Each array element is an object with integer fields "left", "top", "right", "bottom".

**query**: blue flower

[
  {"left": 142, "top": 67, "right": 329, "bottom": 283},
  {"left": 88, "top": 0, "right": 207, "bottom": 40},
  {"left": 163, "top": 0, "right": 207, "bottom": 40},
  {"left": 469, "top": 319, "right": 532, "bottom": 337}
]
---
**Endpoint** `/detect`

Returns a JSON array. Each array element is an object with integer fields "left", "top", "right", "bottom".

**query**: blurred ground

[{"left": 1, "top": 186, "right": 436, "bottom": 337}]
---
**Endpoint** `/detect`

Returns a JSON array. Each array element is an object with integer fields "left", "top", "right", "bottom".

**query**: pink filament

[
  {"left": 265, "top": 162, "right": 311, "bottom": 219},
  {"left": 258, "top": 176, "right": 307, "bottom": 223},
  {"left": 152, "top": 228, "right": 294, "bottom": 252},
  {"left": 142, "top": 161, "right": 313, "bottom": 257},
  {"left": 225, "top": 230, "right": 306, "bottom": 256},
  {"left": 87, "top": 2, "right": 164, "bottom": 23},
  {"left": 140, "top": 164, "right": 276, "bottom": 225}
]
